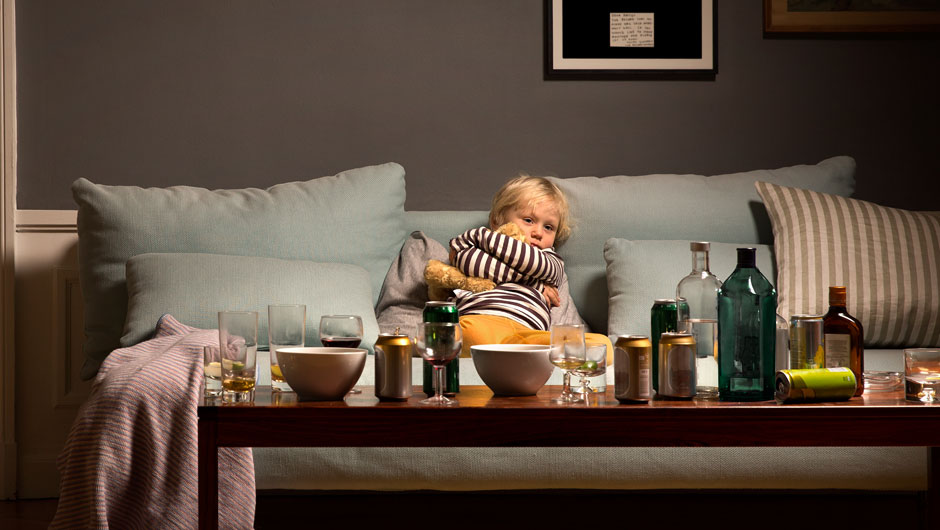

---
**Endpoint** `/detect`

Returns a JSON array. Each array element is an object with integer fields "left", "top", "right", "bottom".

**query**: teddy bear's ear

[{"left": 495, "top": 222, "right": 526, "bottom": 242}]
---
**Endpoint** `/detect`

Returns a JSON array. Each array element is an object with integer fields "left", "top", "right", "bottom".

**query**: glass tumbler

[
  {"left": 268, "top": 304, "right": 306, "bottom": 392},
  {"left": 904, "top": 348, "right": 940, "bottom": 403},
  {"left": 219, "top": 311, "right": 259, "bottom": 403}
]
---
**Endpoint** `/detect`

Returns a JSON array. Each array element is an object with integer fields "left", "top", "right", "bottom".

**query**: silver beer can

[{"left": 789, "top": 315, "right": 825, "bottom": 370}]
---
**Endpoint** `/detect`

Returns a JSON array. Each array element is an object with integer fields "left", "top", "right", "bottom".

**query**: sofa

[{"left": 70, "top": 156, "right": 936, "bottom": 496}]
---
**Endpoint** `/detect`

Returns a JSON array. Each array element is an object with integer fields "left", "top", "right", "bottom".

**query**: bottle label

[{"left": 824, "top": 334, "right": 851, "bottom": 368}]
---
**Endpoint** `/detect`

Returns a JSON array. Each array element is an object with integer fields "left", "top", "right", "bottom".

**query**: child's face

[{"left": 505, "top": 200, "right": 560, "bottom": 250}]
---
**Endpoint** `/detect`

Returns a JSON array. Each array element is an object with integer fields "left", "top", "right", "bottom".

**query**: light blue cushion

[
  {"left": 123, "top": 253, "right": 379, "bottom": 353},
  {"left": 73, "top": 163, "right": 405, "bottom": 378},
  {"left": 550, "top": 156, "right": 855, "bottom": 333},
  {"left": 605, "top": 239, "right": 776, "bottom": 337}
]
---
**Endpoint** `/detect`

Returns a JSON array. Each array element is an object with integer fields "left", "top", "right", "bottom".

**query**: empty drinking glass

[{"left": 268, "top": 304, "right": 306, "bottom": 392}]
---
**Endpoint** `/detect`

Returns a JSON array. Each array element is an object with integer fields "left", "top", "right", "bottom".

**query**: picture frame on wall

[
  {"left": 544, "top": 0, "right": 716, "bottom": 80},
  {"left": 764, "top": 0, "right": 940, "bottom": 34}
]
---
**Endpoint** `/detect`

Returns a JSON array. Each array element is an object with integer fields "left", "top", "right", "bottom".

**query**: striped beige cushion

[{"left": 756, "top": 181, "right": 940, "bottom": 347}]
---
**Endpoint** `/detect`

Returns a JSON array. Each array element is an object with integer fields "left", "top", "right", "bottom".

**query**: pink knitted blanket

[{"left": 52, "top": 315, "right": 256, "bottom": 529}]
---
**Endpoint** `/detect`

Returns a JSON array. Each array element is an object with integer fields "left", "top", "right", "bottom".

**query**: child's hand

[{"left": 541, "top": 285, "right": 561, "bottom": 308}]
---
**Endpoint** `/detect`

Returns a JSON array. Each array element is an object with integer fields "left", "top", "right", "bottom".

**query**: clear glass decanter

[{"left": 676, "top": 242, "right": 722, "bottom": 399}]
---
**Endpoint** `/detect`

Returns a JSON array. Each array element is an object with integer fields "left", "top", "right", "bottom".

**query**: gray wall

[{"left": 16, "top": 1, "right": 938, "bottom": 211}]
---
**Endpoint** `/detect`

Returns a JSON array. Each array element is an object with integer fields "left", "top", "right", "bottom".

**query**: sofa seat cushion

[
  {"left": 72, "top": 162, "right": 406, "bottom": 378},
  {"left": 253, "top": 446, "right": 925, "bottom": 491},
  {"left": 757, "top": 182, "right": 940, "bottom": 347},
  {"left": 548, "top": 156, "right": 856, "bottom": 333},
  {"left": 124, "top": 253, "right": 379, "bottom": 351}
]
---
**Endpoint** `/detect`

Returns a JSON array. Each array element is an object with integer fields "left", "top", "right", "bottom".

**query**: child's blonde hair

[{"left": 489, "top": 174, "right": 571, "bottom": 244}]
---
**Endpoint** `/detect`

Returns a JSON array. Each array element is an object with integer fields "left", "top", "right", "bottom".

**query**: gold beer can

[
  {"left": 614, "top": 335, "right": 652, "bottom": 403},
  {"left": 658, "top": 332, "right": 697, "bottom": 399},
  {"left": 374, "top": 332, "right": 414, "bottom": 401}
]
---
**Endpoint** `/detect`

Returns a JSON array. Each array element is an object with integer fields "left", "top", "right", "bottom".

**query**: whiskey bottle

[{"left": 823, "top": 286, "right": 864, "bottom": 396}]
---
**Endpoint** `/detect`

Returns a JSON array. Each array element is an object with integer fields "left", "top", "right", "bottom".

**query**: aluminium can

[
  {"left": 422, "top": 301, "right": 459, "bottom": 396},
  {"left": 374, "top": 332, "right": 414, "bottom": 401},
  {"left": 789, "top": 315, "right": 825, "bottom": 370},
  {"left": 422, "top": 301, "right": 459, "bottom": 323},
  {"left": 650, "top": 298, "right": 688, "bottom": 392},
  {"left": 658, "top": 332, "right": 697, "bottom": 399},
  {"left": 614, "top": 335, "right": 652, "bottom": 403},
  {"left": 774, "top": 368, "right": 857, "bottom": 403}
]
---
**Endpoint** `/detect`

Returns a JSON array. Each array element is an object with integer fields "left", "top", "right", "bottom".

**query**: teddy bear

[{"left": 424, "top": 222, "right": 526, "bottom": 301}]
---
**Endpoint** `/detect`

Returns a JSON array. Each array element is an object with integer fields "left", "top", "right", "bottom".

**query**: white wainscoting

[{"left": 14, "top": 210, "right": 88, "bottom": 498}]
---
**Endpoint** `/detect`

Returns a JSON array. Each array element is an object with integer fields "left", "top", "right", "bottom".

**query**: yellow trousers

[{"left": 459, "top": 314, "right": 613, "bottom": 365}]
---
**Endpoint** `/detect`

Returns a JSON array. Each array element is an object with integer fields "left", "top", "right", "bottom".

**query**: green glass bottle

[{"left": 718, "top": 248, "right": 777, "bottom": 401}]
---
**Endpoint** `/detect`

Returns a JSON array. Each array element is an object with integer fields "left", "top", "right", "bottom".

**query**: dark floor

[{"left": 1, "top": 490, "right": 929, "bottom": 529}]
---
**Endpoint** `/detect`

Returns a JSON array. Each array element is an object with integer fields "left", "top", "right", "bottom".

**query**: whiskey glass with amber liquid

[{"left": 219, "top": 311, "right": 259, "bottom": 403}]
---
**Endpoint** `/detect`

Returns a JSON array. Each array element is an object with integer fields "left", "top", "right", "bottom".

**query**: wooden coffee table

[{"left": 198, "top": 386, "right": 940, "bottom": 529}]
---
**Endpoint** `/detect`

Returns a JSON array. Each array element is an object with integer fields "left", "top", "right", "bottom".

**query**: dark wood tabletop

[
  {"left": 198, "top": 385, "right": 940, "bottom": 529},
  {"left": 199, "top": 385, "right": 940, "bottom": 447}
]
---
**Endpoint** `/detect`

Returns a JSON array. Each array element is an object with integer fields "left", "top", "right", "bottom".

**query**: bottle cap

[
  {"left": 690, "top": 241, "right": 710, "bottom": 252},
  {"left": 736, "top": 247, "right": 756, "bottom": 267},
  {"left": 829, "top": 286, "right": 847, "bottom": 306}
]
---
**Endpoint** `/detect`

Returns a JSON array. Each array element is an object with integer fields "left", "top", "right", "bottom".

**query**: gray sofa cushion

[{"left": 73, "top": 163, "right": 406, "bottom": 379}]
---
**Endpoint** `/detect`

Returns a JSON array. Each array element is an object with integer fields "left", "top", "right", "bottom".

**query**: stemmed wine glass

[
  {"left": 320, "top": 315, "right": 364, "bottom": 393},
  {"left": 550, "top": 323, "right": 586, "bottom": 404},
  {"left": 572, "top": 342, "right": 608, "bottom": 396},
  {"left": 416, "top": 322, "right": 462, "bottom": 407}
]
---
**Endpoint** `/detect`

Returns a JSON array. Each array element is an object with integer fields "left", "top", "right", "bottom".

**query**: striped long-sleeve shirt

[{"left": 449, "top": 226, "right": 565, "bottom": 330}]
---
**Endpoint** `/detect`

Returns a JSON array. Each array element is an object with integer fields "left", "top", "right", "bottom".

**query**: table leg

[
  {"left": 198, "top": 418, "right": 219, "bottom": 530},
  {"left": 928, "top": 446, "right": 938, "bottom": 530}
]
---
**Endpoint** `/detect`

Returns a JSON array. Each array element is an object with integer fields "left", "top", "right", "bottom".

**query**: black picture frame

[{"left": 544, "top": 0, "right": 717, "bottom": 80}]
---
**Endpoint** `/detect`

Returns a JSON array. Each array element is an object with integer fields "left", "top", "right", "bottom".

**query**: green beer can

[
  {"left": 775, "top": 368, "right": 857, "bottom": 403},
  {"left": 650, "top": 298, "right": 688, "bottom": 393},
  {"left": 422, "top": 301, "right": 460, "bottom": 396}
]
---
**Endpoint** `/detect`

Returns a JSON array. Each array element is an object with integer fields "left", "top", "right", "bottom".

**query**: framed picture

[
  {"left": 544, "top": 0, "right": 716, "bottom": 80},
  {"left": 764, "top": 0, "right": 940, "bottom": 34}
]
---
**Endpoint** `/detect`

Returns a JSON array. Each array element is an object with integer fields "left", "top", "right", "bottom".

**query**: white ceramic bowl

[
  {"left": 276, "top": 347, "right": 367, "bottom": 401},
  {"left": 470, "top": 344, "right": 553, "bottom": 396}
]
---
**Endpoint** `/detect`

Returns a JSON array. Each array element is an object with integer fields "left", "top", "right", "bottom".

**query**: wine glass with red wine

[
  {"left": 318, "top": 315, "right": 363, "bottom": 348},
  {"left": 319, "top": 315, "right": 365, "bottom": 394}
]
